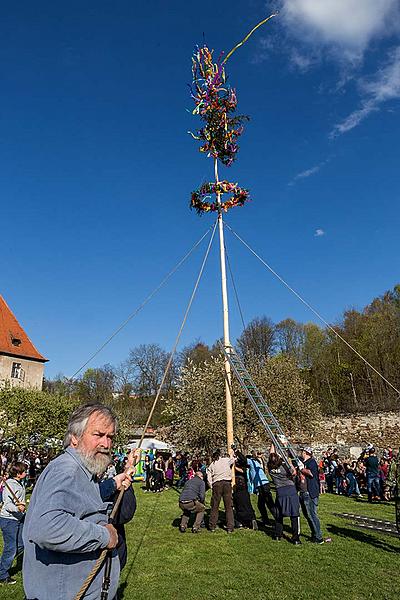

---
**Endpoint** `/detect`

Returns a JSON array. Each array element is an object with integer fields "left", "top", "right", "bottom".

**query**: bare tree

[
  {"left": 236, "top": 316, "right": 275, "bottom": 360},
  {"left": 113, "top": 359, "right": 136, "bottom": 399},
  {"left": 127, "top": 343, "right": 176, "bottom": 396}
]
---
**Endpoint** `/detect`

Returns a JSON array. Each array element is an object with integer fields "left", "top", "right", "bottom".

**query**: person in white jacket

[{"left": 0, "top": 462, "right": 27, "bottom": 585}]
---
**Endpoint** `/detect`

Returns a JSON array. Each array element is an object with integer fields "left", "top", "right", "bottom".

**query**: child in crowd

[{"left": 319, "top": 468, "right": 326, "bottom": 494}]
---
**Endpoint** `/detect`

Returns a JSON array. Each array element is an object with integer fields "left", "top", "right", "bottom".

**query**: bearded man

[{"left": 23, "top": 404, "right": 130, "bottom": 600}]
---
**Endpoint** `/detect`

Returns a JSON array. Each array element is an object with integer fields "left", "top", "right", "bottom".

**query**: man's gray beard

[{"left": 77, "top": 447, "right": 111, "bottom": 476}]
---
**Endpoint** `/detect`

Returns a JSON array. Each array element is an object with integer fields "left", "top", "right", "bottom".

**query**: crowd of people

[
  {"left": 318, "top": 445, "right": 398, "bottom": 502},
  {"left": 0, "top": 402, "right": 398, "bottom": 598},
  {"left": 148, "top": 443, "right": 399, "bottom": 545},
  {"left": 0, "top": 449, "right": 52, "bottom": 489},
  {"left": 175, "top": 444, "right": 326, "bottom": 545}
]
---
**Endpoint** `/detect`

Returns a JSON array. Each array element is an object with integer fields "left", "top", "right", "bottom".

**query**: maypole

[
  {"left": 189, "top": 14, "right": 277, "bottom": 455},
  {"left": 215, "top": 156, "right": 234, "bottom": 452}
]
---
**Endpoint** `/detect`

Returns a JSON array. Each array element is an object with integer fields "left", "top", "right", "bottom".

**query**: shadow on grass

[
  {"left": 171, "top": 508, "right": 224, "bottom": 530},
  {"left": 118, "top": 494, "right": 160, "bottom": 600},
  {"left": 172, "top": 507, "right": 281, "bottom": 539},
  {"left": 9, "top": 551, "right": 23, "bottom": 577},
  {"left": 327, "top": 524, "right": 400, "bottom": 553}
]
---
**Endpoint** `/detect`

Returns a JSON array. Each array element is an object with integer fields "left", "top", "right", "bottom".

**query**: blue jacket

[
  {"left": 247, "top": 458, "right": 270, "bottom": 493},
  {"left": 304, "top": 457, "right": 320, "bottom": 499},
  {"left": 22, "top": 447, "right": 119, "bottom": 600}
]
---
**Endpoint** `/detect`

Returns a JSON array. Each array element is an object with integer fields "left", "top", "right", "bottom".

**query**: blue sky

[{"left": 2, "top": 1, "right": 400, "bottom": 379}]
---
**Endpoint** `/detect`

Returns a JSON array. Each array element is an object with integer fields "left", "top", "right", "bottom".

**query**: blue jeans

[
  {"left": 346, "top": 473, "right": 361, "bottom": 496},
  {"left": 367, "top": 474, "right": 380, "bottom": 498},
  {"left": 300, "top": 492, "right": 322, "bottom": 541},
  {"left": 177, "top": 474, "right": 188, "bottom": 488},
  {"left": 0, "top": 517, "right": 24, "bottom": 580}
]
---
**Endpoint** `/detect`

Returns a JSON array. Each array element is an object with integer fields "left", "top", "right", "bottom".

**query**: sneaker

[
  {"left": 0, "top": 577, "right": 17, "bottom": 585},
  {"left": 192, "top": 528, "right": 200, "bottom": 533},
  {"left": 252, "top": 519, "right": 258, "bottom": 531},
  {"left": 272, "top": 536, "right": 281, "bottom": 541},
  {"left": 292, "top": 539, "right": 302, "bottom": 546},
  {"left": 209, "top": 528, "right": 217, "bottom": 532},
  {"left": 314, "top": 539, "right": 324, "bottom": 545},
  {"left": 227, "top": 529, "right": 234, "bottom": 534},
  {"left": 179, "top": 526, "right": 186, "bottom": 533}
]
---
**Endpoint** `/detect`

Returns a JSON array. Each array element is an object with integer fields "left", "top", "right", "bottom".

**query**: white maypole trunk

[{"left": 214, "top": 159, "right": 234, "bottom": 455}]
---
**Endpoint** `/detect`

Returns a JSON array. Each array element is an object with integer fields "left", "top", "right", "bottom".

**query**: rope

[
  {"left": 73, "top": 218, "right": 218, "bottom": 600},
  {"left": 137, "top": 217, "right": 218, "bottom": 448},
  {"left": 74, "top": 490, "right": 124, "bottom": 600},
  {"left": 224, "top": 222, "right": 400, "bottom": 397},
  {"left": 225, "top": 244, "right": 246, "bottom": 331},
  {"left": 69, "top": 226, "right": 214, "bottom": 380}
]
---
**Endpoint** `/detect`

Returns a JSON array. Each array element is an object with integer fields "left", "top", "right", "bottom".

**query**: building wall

[
  {"left": 304, "top": 411, "right": 400, "bottom": 458},
  {"left": 0, "top": 355, "right": 44, "bottom": 390}
]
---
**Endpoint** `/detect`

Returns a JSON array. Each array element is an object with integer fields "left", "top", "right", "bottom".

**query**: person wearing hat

[{"left": 300, "top": 447, "right": 324, "bottom": 544}]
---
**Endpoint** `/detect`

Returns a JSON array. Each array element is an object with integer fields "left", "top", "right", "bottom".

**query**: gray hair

[{"left": 63, "top": 403, "right": 118, "bottom": 449}]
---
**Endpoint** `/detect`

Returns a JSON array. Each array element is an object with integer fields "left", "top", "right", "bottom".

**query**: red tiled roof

[{"left": 0, "top": 295, "right": 47, "bottom": 362}]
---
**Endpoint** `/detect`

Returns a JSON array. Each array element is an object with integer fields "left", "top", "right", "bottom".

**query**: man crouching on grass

[
  {"left": 22, "top": 403, "right": 133, "bottom": 600},
  {"left": 178, "top": 470, "right": 206, "bottom": 533}
]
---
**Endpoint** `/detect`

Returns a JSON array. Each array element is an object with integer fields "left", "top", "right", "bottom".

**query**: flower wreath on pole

[
  {"left": 188, "top": 14, "right": 277, "bottom": 216},
  {"left": 190, "top": 181, "right": 250, "bottom": 215}
]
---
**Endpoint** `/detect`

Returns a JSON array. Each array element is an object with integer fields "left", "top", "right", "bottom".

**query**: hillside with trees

[{"left": 27, "top": 282, "right": 400, "bottom": 445}]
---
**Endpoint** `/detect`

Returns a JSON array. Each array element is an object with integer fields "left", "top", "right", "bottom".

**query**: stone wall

[{"left": 304, "top": 411, "right": 400, "bottom": 458}]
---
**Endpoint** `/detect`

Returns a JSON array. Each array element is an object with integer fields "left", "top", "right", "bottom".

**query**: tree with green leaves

[
  {"left": 0, "top": 384, "right": 78, "bottom": 449},
  {"left": 74, "top": 364, "right": 116, "bottom": 405},
  {"left": 275, "top": 318, "right": 305, "bottom": 363}
]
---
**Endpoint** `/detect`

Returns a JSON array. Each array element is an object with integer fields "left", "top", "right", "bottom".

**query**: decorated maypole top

[
  {"left": 187, "top": 15, "right": 277, "bottom": 457},
  {"left": 189, "top": 14, "right": 277, "bottom": 215}
]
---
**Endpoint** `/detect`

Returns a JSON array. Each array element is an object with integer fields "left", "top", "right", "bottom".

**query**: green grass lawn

[{"left": 1, "top": 487, "right": 399, "bottom": 600}]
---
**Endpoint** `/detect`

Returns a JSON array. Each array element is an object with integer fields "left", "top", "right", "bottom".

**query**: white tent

[{"left": 127, "top": 438, "right": 172, "bottom": 451}]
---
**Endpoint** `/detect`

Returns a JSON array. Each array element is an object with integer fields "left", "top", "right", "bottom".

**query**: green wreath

[{"left": 190, "top": 180, "right": 250, "bottom": 215}]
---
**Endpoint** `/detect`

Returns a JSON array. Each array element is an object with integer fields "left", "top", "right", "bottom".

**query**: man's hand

[
  {"left": 17, "top": 502, "right": 26, "bottom": 513},
  {"left": 126, "top": 449, "right": 141, "bottom": 470},
  {"left": 113, "top": 472, "right": 132, "bottom": 491},
  {"left": 301, "top": 468, "right": 313, "bottom": 478},
  {"left": 104, "top": 524, "right": 118, "bottom": 549}
]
